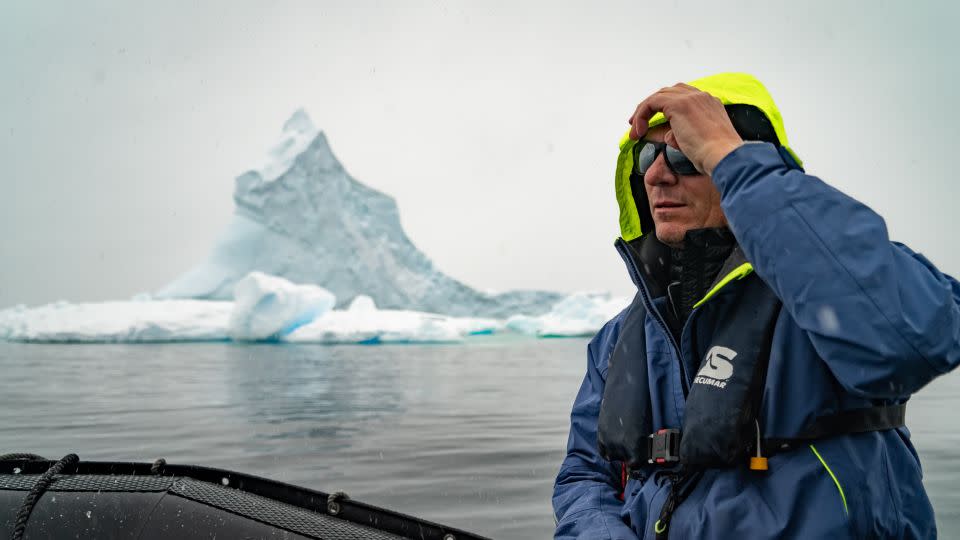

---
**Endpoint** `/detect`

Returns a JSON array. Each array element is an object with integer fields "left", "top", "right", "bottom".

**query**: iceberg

[
  {"left": 156, "top": 110, "right": 563, "bottom": 318},
  {"left": 0, "top": 111, "right": 630, "bottom": 345},
  {"left": 228, "top": 272, "right": 336, "bottom": 341},
  {"left": 506, "top": 292, "right": 631, "bottom": 338}
]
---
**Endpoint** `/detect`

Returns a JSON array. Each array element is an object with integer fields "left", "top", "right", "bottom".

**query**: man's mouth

[{"left": 654, "top": 201, "right": 685, "bottom": 209}]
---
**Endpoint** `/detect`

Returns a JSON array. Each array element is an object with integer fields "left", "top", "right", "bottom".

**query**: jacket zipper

[{"left": 615, "top": 239, "right": 689, "bottom": 393}]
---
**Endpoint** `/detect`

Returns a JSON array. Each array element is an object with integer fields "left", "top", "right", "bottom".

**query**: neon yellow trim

[
  {"left": 810, "top": 444, "right": 849, "bottom": 516},
  {"left": 692, "top": 262, "right": 754, "bottom": 309},
  {"left": 616, "top": 135, "right": 643, "bottom": 240},
  {"left": 654, "top": 519, "right": 667, "bottom": 533}
]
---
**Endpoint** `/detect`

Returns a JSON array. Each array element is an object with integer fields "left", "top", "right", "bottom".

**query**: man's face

[{"left": 642, "top": 124, "right": 727, "bottom": 248}]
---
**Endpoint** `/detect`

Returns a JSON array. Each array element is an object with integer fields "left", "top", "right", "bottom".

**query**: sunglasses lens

[
  {"left": 636, "top": 142, "right": 657, "bottom": 174},
  {"left": 666, "top": 145, "right": 698, "bottom": 175},
  {"left": 635, "top": 141, "right": 699, "bottom": 176}
]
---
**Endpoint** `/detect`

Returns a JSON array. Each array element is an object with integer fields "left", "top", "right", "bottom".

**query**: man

[{"left": 553, "top": 72, "right": 960, "bottom": 539}]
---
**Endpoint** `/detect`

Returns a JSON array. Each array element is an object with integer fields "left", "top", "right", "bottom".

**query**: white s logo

[{"left": 696, "top": 346, "right": 737, "bottom": 381}]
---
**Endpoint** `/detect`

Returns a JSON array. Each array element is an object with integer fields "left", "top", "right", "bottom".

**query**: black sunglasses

[
  {"left": 632, "top": 104, "right": 780, "bottom": 178},
  {"left": 633, "top": 140, "right": 700, "bottom": 176}
]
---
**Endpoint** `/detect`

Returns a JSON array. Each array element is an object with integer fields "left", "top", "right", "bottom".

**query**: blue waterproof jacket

[{"left": 553, "top": 141, "right": 960, "bottom": 539}]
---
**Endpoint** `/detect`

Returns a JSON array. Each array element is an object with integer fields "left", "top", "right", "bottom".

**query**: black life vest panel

[
  {"left": 679, "top": 275, "right": 781, "bottom": 466},
  {"left": 598, "top": 271, "right": 781, "bottom": 468},
  {"left": 597, "top": 292, "right": 653, "bottom": 469}
]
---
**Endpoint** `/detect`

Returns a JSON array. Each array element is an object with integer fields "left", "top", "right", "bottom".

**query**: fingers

[
  {"left": 629, "top": 93, "right": 667, "bottom": 140},
  {"left": 625, "top": 86, "right": 684, "bottom": 125},
  {"left": 626, "top": 84, "right": 694, "bottom": 140}
]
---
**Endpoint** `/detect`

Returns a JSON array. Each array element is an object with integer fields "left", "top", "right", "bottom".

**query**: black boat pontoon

[{"left": 0, "top": 453, "right": 488, "bottom": 540}]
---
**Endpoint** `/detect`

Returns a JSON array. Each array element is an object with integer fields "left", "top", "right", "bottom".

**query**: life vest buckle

[{"left": 647, "top": 428, "right": 681, "bottom": 465}]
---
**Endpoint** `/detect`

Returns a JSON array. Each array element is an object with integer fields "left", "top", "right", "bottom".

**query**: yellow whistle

[{"left": 750, "top": 456, "right": 769, "bottom": 471}]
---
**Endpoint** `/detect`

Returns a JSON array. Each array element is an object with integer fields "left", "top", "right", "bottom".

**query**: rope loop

[
  {"left": 12, "top": 453, "right": 80, "bottom": 540},
  {"left": 150, "top": 458, "right": 167, "bottom": 475}
]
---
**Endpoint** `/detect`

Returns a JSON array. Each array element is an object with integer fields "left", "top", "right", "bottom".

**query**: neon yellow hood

[{"left": 615, "top": 72, "right": 802, "bottom": 241}]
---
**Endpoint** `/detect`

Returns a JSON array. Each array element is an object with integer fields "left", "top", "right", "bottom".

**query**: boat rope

[
  {"left": 326, "top": 491, "right": 350, "bottom": 515},
  {"left": 150, "top": 458, "right": 167, "bottom": 475},
  {"left": 0, "top": 454, "right": 46, "bottom": 462},
  {"left": 11, "top": 453, "right": 79, "bottom": 540}
]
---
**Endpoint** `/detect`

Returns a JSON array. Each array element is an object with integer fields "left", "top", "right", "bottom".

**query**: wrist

[{"left": 703, "top": 140, "right": 743, "bottom": 177}]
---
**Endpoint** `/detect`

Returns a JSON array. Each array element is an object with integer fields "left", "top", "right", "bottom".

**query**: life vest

[
  {"left": 597, "top": 254, "right": 905, "bottom": 469},
  {"left": 597, "top": 249, "right": 784, "bottom": 470},
  {"left": 596, "top": 242, "right": 906, "bottom": 537}
]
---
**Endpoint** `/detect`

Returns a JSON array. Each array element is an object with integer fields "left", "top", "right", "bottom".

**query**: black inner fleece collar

[
  {"left": 625, "top": 228, "right": 745, "bottom": 341},
  {"left": 626, "top": 228, "right": 741, "bottom": 297},
  {"left": 665, "top": 229, "right": 737, "bottom": 338}
]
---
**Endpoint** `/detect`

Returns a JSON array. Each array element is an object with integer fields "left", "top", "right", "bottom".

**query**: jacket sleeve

[
  {"left": 711, "top": 142, "right": 960, "bottom": 399},
  {"left": 553, "top": 316, "right": 639, "bottom": 540}
]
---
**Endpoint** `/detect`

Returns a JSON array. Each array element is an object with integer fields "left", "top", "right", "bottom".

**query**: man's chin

[{"left": 654, "top": 226, "right": 687, "bottom": 248}]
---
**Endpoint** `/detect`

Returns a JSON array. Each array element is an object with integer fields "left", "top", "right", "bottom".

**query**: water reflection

[
  {"left": 1, "top": 340, "right": 957, "bottom": 538},
  {"left": 226, "top": 344, "right": 408, "bottom": 449}
]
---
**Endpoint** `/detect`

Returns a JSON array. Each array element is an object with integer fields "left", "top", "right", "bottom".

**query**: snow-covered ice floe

[
  {"left": 0, "top": 299, "right": 233, "bottom": 343},
  {"left": 0, "top": 273, "right": 620, "bottom": 344},
  {"left": 505, "top": 292, "right": 631, "bottom": 338},
  {"left": 284, "top": 295, "right": 502, "bottom": 344},
  {"left": 229, "top": 272, "right": 336, "bottom": 341},
  {"left": 0, "top": 275, "right": 504, "bottom": 344}
]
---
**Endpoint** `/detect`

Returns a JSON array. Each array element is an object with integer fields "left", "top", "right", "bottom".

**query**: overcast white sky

[{"left": 1, "top": 1, "right": 958, "bottom": 307}]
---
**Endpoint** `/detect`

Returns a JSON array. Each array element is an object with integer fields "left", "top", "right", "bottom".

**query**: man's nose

[{"left": 643, "top": 152, "right": 678, "bottom": 188}]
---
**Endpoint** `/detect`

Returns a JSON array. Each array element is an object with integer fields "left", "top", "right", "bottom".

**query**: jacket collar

[
  {"left": 615, "top": 230, "right": 751, "bottom": 304},
  {"left": 616, "top": 234, "right": 671, "bottom": 298}
]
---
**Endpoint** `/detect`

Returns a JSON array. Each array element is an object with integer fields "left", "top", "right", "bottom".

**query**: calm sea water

[{"left": 0, "top": 339, "right": 957, "bottom": 538}]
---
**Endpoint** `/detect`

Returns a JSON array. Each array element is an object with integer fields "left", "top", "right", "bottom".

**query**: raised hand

[{"left": 628, "top": 83, "right": 744, "bottom": 176}]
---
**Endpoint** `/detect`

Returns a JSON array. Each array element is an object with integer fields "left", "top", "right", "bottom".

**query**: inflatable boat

[{"left": 0, "top": 453, "right": 488, "bottom": 539}]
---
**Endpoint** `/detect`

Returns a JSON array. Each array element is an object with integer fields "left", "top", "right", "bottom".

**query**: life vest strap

[
  {"left": 762, "top": 403, "right": 906, "bottom": 456},
  {"left": 628, "top": 403, "right": 907, "bottom": 473},
  {"left": 641, "top": 404, "right": 905, "bottom": 539}
]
